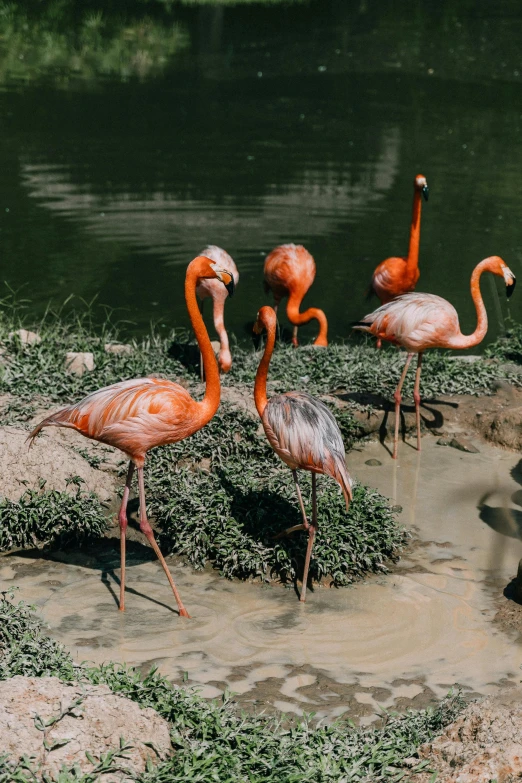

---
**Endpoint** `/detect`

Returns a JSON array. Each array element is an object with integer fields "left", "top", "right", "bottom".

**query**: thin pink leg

[
  {"left": 413, "top": 353, "right": 423, "bottom": 452},
  {"left": 393, "top": 353, "right": 414, "bottom": 460},
  {"left": 300, "top": 473, "right": 318, "bottom": 603},
  {"left": 137, "top": 467, "right": 190, "bottom": 618},
  {"left": 199, "top": 298, "right": 205, "bottom": 382},
  {"left": 275, "top": 470, "right": 310, "bottom": 538},
  {"left": 118, "top": 461, "right": 135, "bottom": 611},
  {"left": 292, "top": 325, "right": 299, "bottom": 347}
]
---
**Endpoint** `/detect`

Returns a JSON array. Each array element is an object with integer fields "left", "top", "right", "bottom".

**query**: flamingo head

[
  {"left": 209, "top": 262, "right": 235, "bottom": 297},
  {"left": 414, "top": 174, "right": 429, "bottom": 201},
  {"left": 253, "top": 305, "right": 276, "bottom": 334},
  {"left": 485, "top": 256, "right": 517, "bottom": 298}
]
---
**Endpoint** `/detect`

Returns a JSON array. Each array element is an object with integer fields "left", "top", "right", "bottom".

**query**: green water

[{"left": 0, "top": 0, "right": 521, "bottom": 346}]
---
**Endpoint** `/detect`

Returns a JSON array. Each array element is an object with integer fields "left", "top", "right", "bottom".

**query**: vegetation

[
  {"left": 486, "top": 318, "right": 522, "bottom": 365},
  {"left": 0, "top": 589, "right": 464, "bottom": 782},
  {"left": 0, "top": 480, "right": 109, "bottom": 554},
  {"left": 146, "top": 404, "right": 406, "bottom": 585}
]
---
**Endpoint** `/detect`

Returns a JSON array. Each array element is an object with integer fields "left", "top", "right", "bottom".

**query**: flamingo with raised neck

[{"left": 28, "top": 255, "right": 235, "bottom": 618}]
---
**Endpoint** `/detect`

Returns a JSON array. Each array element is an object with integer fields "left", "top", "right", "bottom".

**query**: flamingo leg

[
  {"left": 393, "top": 352, "right": 414, "bottom": 460},
  {"left": 274, "top": 469, "right": 310, "bottom": 538},
  {"left": 292, "top": 325, "right": 299, "bottom": 347},
  {"left": 118, "top": 461, "right": 135, "bottom": 611},
  {"left": 413, "top": 352, "right": 423, "bottom": 452},
  {"left": 199, "top": 298, "right": 205, "bottom": 382},
  {"left": 137, "top": 467, "right": 190, "bottom": 618},
  {"left": 300, "top": 473, "right": 318, "bottom": 603}
]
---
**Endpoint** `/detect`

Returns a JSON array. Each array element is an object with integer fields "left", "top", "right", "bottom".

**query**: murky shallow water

[{"left": 2, "top": 437, "right": 522, "bottom": 724}]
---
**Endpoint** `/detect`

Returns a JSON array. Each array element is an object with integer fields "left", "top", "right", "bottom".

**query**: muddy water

[{"left": 2, "top": 437, "right": 522, "bottom": 724}]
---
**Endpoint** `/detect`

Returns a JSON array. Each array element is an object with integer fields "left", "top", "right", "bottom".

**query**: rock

[
  {"left": 437, "top": 437, "right": 453, "bottom": 447},
  {"left": 8, "top": 329, "right": 41, "bottom": 345},
  {"left": 476, "top": 406, "right": 522, "bottom": 450},
  {"left": 104, "top": 343, "right": 133, "bottom": 356},
  {"left": 65, "top": 352, "right": 95, "bottom": 376},
  {"left": 417, "top": 688, "right": 522, "bottom": 782},
  {"left": 448, "top": 354, "right": 482, "bottom": 363},
  {"left": 449, "top": 437, "right": 480, "bottom": 454},
  {"left": 210, "top": 340, "right": 221, "bottom": 355},
  {"left": 0, "top": 424, "right": 115, "bottom": 502},
  {"left": 365, "top": 458, "right": 382, "bottom": 466},
  {"left": 0, "top": 676, "right": 172, "bottom": 781},
  {"left": 352, "top": 409, "right": 382, "bottom": 435}
]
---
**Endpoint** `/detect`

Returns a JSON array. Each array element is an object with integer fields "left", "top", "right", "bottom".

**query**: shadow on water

[{"left": 478, "top": 459, "right": 522, "bottom": 542}]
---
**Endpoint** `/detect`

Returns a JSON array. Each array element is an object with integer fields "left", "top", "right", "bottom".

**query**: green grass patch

[
  {"left": 486, "top": 318, "right": 522, "bottom": 364},
  {"left": 0, "top": 589, "right": 464, "bottom": 782},
  {"left": 145, "top": 404, "right": 407, "bottom": 585},
  {"left": 0, "top": 480, "right": 109, "bottom": 553}
]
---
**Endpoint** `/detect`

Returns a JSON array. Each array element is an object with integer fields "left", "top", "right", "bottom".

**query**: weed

[
  {"left": 486, "top": 317, "right": 522, "bottom": 364},
  {"left": 0, "top": 482, "right": 109, "bottom": 553}
]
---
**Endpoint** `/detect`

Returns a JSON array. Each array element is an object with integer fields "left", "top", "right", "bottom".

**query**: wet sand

[{"left": 2, "top": 437, "right": 522, "bottom": 724}]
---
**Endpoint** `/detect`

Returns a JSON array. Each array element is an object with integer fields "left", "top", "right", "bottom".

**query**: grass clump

[
  {"left": 144, "top": 404, "right": 407, "bottom": 585},
  {"left": 486, "top": 318, "right": 522, "bottom": 364},
  {"left": 0, "top": 480, "right": 109, "bottom": 553},
  {"left": 0, "top": 590, "right": 465, "bottom": 783}
]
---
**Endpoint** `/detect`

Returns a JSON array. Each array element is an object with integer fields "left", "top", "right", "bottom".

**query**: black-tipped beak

[
  {"left": 422, "top": 184, "right": 429, "bottom": 202},
  {"left": 225, "top": 278, "right": 235, "bottom": 297},
  {"left": 507, "top": 277, "right": 516, "bottom": 298}
]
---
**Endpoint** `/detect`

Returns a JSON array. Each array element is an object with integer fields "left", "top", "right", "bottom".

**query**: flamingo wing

[
  {"left": 354, "top": 293, "right": 460, "bottom": 351},
  {"left": 263, "top": 391, "right": 352, "bottom": 506},
  {"left": 29, "top": 377, "right": 199, "bottom": 460}
]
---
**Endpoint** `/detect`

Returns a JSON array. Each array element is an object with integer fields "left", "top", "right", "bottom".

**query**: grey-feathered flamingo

[
  {"left": 354, "top": 256, "right": 516, "bottom": 459},
  {"left": 253, "top": 305, "right": 352, "bottom": 601},
  {"left": 196, "top": 245, "right": 238, "bottom": 377}
]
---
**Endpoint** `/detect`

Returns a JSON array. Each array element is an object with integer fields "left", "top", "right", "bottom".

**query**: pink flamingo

[
  {"left": 196, "top": 245, "right": 239, "bottom": 377},
  {"left": 28, "top": 255, "right": 235, "bottom": 618},
  {"left": 370, "top": 175, "right": 429, "bottom": 305},
  {"left": 354, "top": 256, "right": 516, "bottom": 459},
  {"left": 253, "top": 306, "right": 352, "bottom": 601},
  {"left": 264, "top": 244, "right": 328, "bottom": 347}
]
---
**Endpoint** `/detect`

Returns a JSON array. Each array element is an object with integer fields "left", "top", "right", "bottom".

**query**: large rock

[
  {"left": 0, "top": 424, "right": 116, "bottom": 501},
  {"left": 0, "top": 676, "right": 172, "bottom": 782},
  {"left": 65, "top": 352, "right": 95, "bottom": 376},
  {"left": 476, "top": 406, "right": 522, "bottom": 450},
  {"left": 417, "top": 688, "right": 522, "bottom": 782}
]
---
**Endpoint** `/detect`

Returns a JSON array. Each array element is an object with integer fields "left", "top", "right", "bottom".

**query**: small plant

[
  {"left": 486, "top": 317, "right": 522, "bottom": 364},
  {"left": 0, "top": 481, "right": 109, "bottom": 553}
]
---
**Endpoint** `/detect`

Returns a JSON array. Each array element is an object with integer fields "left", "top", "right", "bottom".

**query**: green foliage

[
  {"left": 486, "top": 318, "right": 522, "bottom": 364},
  {"left": 0, "top": 482, "right": 109, "bottom": 553},
  {"left": 144, "top": 405, "right": 407, "bottom": 585},
  {"left": 0, "top": 590, "right": 464, "bottom": 783}
]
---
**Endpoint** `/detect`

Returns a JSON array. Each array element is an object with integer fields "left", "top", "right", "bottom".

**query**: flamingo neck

[
  {"left": 286, "top": 291, "right": 328, "bottom": 346},
  {"left": 447, "top": 259, "right": 491, "bottom": 349},
  {"left": 254, "top": 320, "right": 276, "bottom": 417},
  {"left": 212, "top": 295, "right": 231, "bottom": 371},
  {"left": 405, "top": 189, "right": 423, "bottom": 274},
  {"left": 186, "top": 265, "right": 221, "bottom": 421}
]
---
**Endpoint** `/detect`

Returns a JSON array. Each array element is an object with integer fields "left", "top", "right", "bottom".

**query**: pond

[{"left": 0, "top": 0, "right": 521, "bottom": 346}]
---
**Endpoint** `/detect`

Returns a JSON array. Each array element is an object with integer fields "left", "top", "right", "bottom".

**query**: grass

[
  {"left": 486, "top": 317, "right": 522, "bottom": 364},
  {"left": 145, "top": 404, "right": 406, "bottom": 586},
  {"left": 0, "top": 480, "right": 109, "bottom": 553},
  {"left": 0, "top": 589, "right": 464, "bottom": 782}
]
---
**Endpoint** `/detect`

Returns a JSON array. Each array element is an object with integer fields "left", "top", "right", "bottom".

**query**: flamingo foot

[{"left": 274, "top": 521, "right": 309, "bottom": 539}]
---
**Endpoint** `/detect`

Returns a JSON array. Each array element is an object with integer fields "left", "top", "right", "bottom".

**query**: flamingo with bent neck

[
  {"left": 354, "top": 256, "right": 516, "bottom": 459},
  {"left": 28, "top": 255, "right": 235, "bottom": 618},
  {"left": 196, "top": 245, "right": 239, "bottom": 378},
  {"left": 253, "top": 306, "right": 352, "bottom": 601},
  {"left": 370, "top": 174, "right": 429, "bottom": 305},
  {"left": 264, "top": 244, "right": 328, "bottom": 347}
]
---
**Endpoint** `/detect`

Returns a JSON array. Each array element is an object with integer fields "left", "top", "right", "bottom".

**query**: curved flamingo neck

[
  {"left": 186, "top": 260, "right": 221, "bottom": 421},
  {"left": 446, "top": 258, "right": 493, "bottom": 350},
  {"left": 406, "top": 188, "right": 423, "bottom": 274},
  {"left": 212, "top": 295, "right": 231, "bottom": 371},
  {"left": 254, "top": 317, "right": 276, "bottom": 417},
  {"left": 286, "top": 291, "right": 328, "bottom": 346}
]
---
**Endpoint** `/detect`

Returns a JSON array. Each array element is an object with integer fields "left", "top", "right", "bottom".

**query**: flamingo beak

[
  {"left": 422, "top": 184, "right": 429, "bottom": 202},
  {"left": 503, "top": 266, "right": 516, "bottom": 298},
  {"left": 507, "top": 277, "right": 516, "bottom": 298},
  {"left": 225, "top": 277, "right": 235, "bottom": 297}
]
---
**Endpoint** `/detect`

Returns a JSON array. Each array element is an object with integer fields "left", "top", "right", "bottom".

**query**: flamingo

[
  {"left": 253, "top": 305, "right": 352, "bottom": 601},
  {"left": 370, "top": 174, "right": 429, "bottom": 304},
  {"left": 354, "top": 256, "right": 516, "bottom": 459},
  {"left": 196, "top": 245, "right": 239, "bottom": 378},
  {"left": 263, "top": 244, "right": 328, "bottom": 347},
  {"left": 28, "top": 255, "right": 235, "bottom": 618}
]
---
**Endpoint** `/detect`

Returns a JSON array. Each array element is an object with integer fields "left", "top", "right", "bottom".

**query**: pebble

[
  {"left": 104, "top": 342, "right": 133, "bottom": 355},
  {"left": 391, "top": 504, "right": 403, "bottom": 513},
  {"left": 437, "top": 436, "right": 479, "bottom": 453},
  {"left": 365, "top": 458, "right": 382, "bottom": 466},
  {"left": 8, "top": 329, "right": 41, "bottom": 345},
  {"left": 65, "top": 352, "right": 95, "bottom": 376}
]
